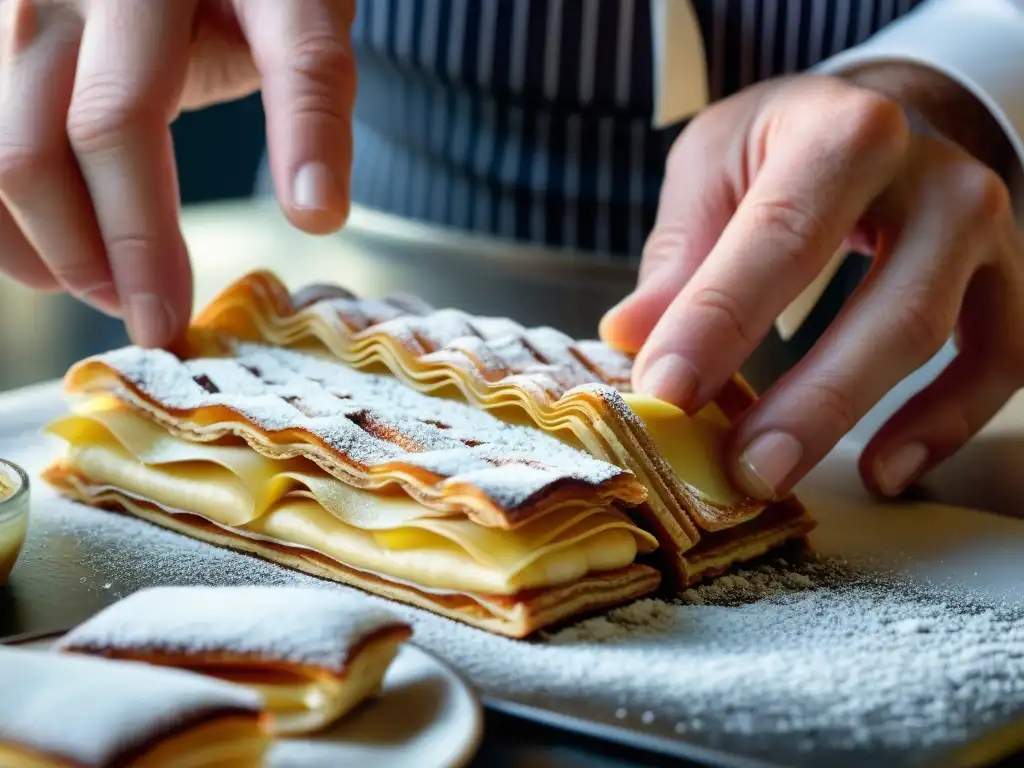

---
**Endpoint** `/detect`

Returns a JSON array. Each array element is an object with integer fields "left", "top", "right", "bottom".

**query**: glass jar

[{"left": 0, "top": 459, "right": 30, "bottom": 585}]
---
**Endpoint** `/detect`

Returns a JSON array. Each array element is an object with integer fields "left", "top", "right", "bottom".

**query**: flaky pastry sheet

[
  {"left": 56, "top": 586, "right": 412, "bottom": 735},
  {"left": 46, "top": 404, "right": 657, "bottom": 596}
]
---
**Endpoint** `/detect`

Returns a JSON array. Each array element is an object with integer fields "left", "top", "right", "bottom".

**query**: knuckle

[
  {"left": 895, "top": 294, "right": 952, "bottom": 361},
  {"left": 957, "top": 164, "right": 1012, "bottom": 228},
  {"left": 67, "top": 76, "right": 160, "bottom": 153},
  {"left": 640, "top": 224, "right": 694, "bottom": 279},
  {"left": 279, "top": 35, "right": 354, "bottom": 124},
  {"left": 744, "top": 197, "right": 825, "bottom": 261},
  {"left": 288, "top": 32, "right": 353, "bottom": 72},
  {"left": 286, "top": 32, "right": 354, "bottom": 93},
  {"left": 688, "top": 285, "right": 757, "bottom": 348},
  {"left": 104, "top": 232, "right": 162, "bottom": 262},
  {"left": 835, "top": 90, "right": 909, "bottom": 162},
  {"left": 793, "top": 377, "right": 860, "bottom": 436},
  {"left": 48, "top": 261, "right": 109, "bottom": 291}
]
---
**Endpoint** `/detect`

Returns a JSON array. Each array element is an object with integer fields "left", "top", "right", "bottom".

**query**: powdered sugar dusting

[
  {"left": 571, "top": 340, "right": 633, "bottom": 390},
  {"left": 82, "top": 343, "right": 632, "bottom": 511},
  {"left": 291, "top": 284, "right": 636, "bottom": 402},
  {"left": 56, "top": 586, "right": 406, "bottom": 672},
  {"left": 0, "top": 648, "right": 261, "bottom": 767}
]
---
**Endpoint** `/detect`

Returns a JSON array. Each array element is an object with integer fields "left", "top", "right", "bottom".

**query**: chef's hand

[
  {"left": 0, "top": 0, "right": 355, "bottom": 347},
  {"left": 601, "top": 65, "right": 1024, "bottom": 500}
]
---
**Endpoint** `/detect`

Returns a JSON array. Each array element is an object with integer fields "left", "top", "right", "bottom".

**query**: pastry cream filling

[
  {"left": 48, "top": 402, "right": 657, "bottom": 595},
  {"left": 209, "top": 636, "right": 403, "bottom": 735},
  {"left": 619, "top": 393, "right": 743, "bottom": 508}
]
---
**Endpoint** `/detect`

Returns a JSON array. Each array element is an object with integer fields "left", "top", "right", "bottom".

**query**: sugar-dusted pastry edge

[
  {"left": 62, "top": 353, "right": 647, "bottom": 530},
  {"left": 0, "top": 714, "right": 269, "bottom": 768},
  {"left": 0, "top": 647, "right": 270, "bottom": 768},
  {"left": 60, "top": 631, "right": 410, "bottom": 737},
  {"left": 56, "top": 624, "right": 413, "bottom": 686}
]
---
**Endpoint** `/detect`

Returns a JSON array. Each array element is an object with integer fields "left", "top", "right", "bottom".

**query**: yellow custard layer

[
  {"left": 214, "top": 636, "right": 403, "bottom": 735},
  {"left": 48, "top": 401, "right": 657, "bottom": 596},
  {"left": 620, "top": 393, "right": 744, "bottom": 508}
]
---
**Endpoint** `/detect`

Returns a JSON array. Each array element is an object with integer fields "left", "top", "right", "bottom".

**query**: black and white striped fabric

[{"left": 336, "top": 1, "right": 924, "bottom": 257}]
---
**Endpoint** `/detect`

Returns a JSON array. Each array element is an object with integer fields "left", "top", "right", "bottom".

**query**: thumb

[
  {"left": 240, "top": 0, "right": 357, "bottom": 234},
  {"left": 599, "top": 136, "right": 737, "bottom": 355}
]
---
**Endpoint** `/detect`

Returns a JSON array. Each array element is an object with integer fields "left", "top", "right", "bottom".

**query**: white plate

[{"left": 5, "top": 634, "right": 483, "bottom": 768}]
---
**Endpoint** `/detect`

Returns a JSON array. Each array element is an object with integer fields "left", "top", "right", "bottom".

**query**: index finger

[
  {"left": 632, "top": 82, "right": 908, "bottom": 412},
  {"left": 68, "top": 0, "right": 198, "bottom": 347}
]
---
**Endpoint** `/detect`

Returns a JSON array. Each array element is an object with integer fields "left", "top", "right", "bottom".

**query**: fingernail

[
  {"left": 637, "top": 354, "right": 699, "bottom": 406},
  {"left": 875, "top": 442, "right": 928, "bottom": 497},
  {"left": 292, "top": 162, "right": 338, "bottom": 212},
  {"left": 738, "top": 431, "right": 803, "bottom": 500},
  {"left": 127, "top": 292, "right": 175, "bottom": 348},
  {"left": 81, "top": 283, "right": 121, "bottom": 318}
]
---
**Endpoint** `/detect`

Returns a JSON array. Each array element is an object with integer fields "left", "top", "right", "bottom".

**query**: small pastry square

[
  {"left": 0, "top": 647, "right": 268, "bottom": 767},
  {"left": 55, "top": 586, "right": 413, "bottom": 735}
]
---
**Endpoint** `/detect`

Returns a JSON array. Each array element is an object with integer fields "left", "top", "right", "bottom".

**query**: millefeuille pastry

[
  {"left": 188, "top": 271, "right": 817, "bottom": 587},
  {"left": 42, "top": 341, "right": 661, "bottom": 638},
  {"left": 0, "top": 647, "right": 268, "bottom": 767},
  {"left": 54, "top": 586, "right": 412, "bottom": 735}
]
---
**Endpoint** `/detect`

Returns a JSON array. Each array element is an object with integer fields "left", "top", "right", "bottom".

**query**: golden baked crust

[{"left": 54, "top": 585, "right": 413, "bottom": 736}]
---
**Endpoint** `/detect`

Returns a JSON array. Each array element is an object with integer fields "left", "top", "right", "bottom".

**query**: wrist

[{"left": 837, "top": 62, "right": 1018, "bottom": 182}]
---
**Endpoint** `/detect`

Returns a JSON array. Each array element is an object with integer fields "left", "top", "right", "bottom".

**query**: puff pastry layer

[{"left": 56, "top": 586, "right": 412, "bottom": 735}]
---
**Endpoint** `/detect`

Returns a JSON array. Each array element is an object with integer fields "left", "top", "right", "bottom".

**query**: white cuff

[{"left": 813, "top": 0, "right": 1024, "bottom": 186}]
